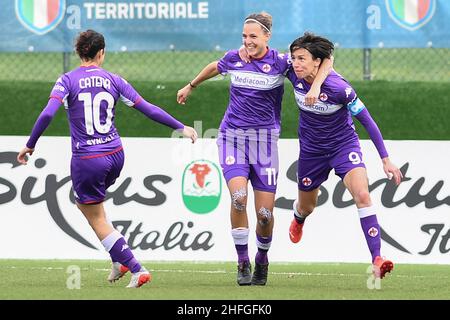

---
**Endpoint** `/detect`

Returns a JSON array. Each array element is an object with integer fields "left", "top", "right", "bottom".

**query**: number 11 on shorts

[{"left": 265, "top": 168, "right": 277, "bottom": 186}]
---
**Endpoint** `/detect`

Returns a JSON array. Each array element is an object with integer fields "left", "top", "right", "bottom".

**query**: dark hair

[
  {"left": 244, "top": 12, "right": 272, "bottom": 34},
  {"left": 75, "top": 29, "right": 105, "bottom": 60},
  {"left": 290, "top": 32, "right": 334, "bottom": 61}
]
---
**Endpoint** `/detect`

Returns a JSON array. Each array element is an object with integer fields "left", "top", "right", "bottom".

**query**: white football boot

[
  {"left": 126, "top": 267, "right": 152, "bottom": 288},
  {"left": 107, "top": 262, "right": 129, "bottom": 283}
]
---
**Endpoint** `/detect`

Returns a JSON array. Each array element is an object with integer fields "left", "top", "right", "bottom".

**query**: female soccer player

[
  {"left": 177, "top": 13, "right": 332, "bottom": 286},
  {"left": 17, "top": 30, "right": 197, "bottom": 288},
  {"left": 287, "top": 32, "right": 403, "bottom": 278}
]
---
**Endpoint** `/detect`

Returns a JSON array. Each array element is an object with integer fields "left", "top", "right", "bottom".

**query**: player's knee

[
  {"left": 257, "top": 207, "right": 273, "bottom": 226},
  {"left": 231, "top": 188, "right": 247, "bottom": 211},
  {"left": 354, "top": 190, "right": 371, "bottom": 207}
]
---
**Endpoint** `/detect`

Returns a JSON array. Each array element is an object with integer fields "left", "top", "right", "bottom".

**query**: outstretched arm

[
  {"left": 17, "top": 98, "right": 61, "bottom": 165},
  {"left": 134, "top": 99, "right": 197, "bottom": 143},
  {"left": 355, "top": 108, "right": 403, "bottom": 185},
  {"left": 177, "top": 61, "right": 219, "bottom": 105},
  {"left": 305, "top": 56, "right": 334, "bottom": 105}
]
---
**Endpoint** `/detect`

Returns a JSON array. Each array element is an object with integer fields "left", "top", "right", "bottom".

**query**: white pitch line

[{"left": 2, "top": 265, "right": 447, "bottom": 279}]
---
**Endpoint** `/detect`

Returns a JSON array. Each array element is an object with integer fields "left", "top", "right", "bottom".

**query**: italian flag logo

[
  {"left": 386, "top": 0, "right": 436, "bottom": 31},
  {"left": 15, "top": 0, "right": 66, "bottom": 35}
]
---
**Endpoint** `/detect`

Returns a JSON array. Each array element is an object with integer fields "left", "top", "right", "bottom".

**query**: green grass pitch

[{"left": 1, "top": 260, "right": 449, "bottom": 300}]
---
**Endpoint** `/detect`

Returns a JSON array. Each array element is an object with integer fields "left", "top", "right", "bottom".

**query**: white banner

[{"left": 1, "top": 136, "right": 449, "bottom": 264}]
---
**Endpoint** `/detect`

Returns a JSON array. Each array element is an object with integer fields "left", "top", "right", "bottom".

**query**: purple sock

[
  {"left": 109, "top": 237, "right": 141, "bottom": 273},
  {"left": 360, "top": 215, "right": 381, "bottom": 263},
  {"left": 255, "top": 234, "right": 272, "bottom": 265},
  {"left": 235, "top": 244, "right": 249, "bottom": 263}
]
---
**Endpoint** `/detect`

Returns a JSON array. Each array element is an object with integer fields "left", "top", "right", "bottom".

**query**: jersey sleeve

[
  {"left": 49, "top": 75, "right": 69, "bottom": 106},
  {"left": 339, "top": 85, "right": 366, "bottom": 116},
  {"left": 26, "top": 97, "right": 62, "bottom": 149},
  {"left": 286, "top": 66, "right": 298, "bottom": 86},
  {"left": 115, "top": 75, "right": 142, "bottom": 107},
  {"left": 217, "top": 50, "right": 239, "bottom": 75},
  {"left": 276, "top": 52, "right": 291, "bottom": 75}
]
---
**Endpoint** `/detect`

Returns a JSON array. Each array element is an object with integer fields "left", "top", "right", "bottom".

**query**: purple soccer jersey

[
  {"left": 25, "top": 65, "right": 185, "bottom": 203},
  {"left": 287, "top": 69, "right": 367, "bottom": 190},
  {"left": 217, "top": 48, "right": 289, "bottom": 131},
  {"left": 287, "top": 69, "right": 364, "bottom": 154},
  {"left": 49, "top": 65, "right": 141, "bottom": 156},
  {"left": 216, "top": 49, "right": 289, "bottom": 191}
]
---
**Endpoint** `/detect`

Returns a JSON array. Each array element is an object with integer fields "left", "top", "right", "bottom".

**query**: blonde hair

[{"left": 244, "top": 12, "right": 272, "bottom": 34}]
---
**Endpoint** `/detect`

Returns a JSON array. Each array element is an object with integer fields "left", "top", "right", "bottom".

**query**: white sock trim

[
  {"left": 358, "top": 205, "right": 376, "bottom": 219},
  {"left": 256, "top": 237, "right": 272, "bottom": 251},
  {"left": 101, "top": 230, "right": 123, "bottom": 252},
  {"left": 231, "top": 228, "right": 249, "bottom": 246}
]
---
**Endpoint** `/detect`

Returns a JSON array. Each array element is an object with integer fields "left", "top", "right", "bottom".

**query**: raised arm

[
  {"left": 355, "top": 108, "right": 403, "bottom": 185},
  {"left": 305, "top": 56, "right": 334, "bottom": 105},
  {"left": 177, "top": 61, "right": 219, "bottom": 105},
  {"left": 117, "top": 74, "right": 198, "bottom": 143},
  {"left": 17, "top": 98, "right": 62, "bottom": 165},
  {"left": 134, "top": 99, "right": 197, "bottom": 143}
]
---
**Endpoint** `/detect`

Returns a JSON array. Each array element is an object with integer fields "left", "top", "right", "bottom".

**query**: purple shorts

[
  {"left": 297, "top": 144, "right": 365, "bottom": 191},
  {"left": 217, "top": 131, "right": 279, "bottom": 193},
  {"left": 71, "top": 148, "right": 124, "bottom": 204}
]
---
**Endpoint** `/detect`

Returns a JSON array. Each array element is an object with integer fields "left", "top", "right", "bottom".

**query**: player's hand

[
  {"left": 182, "top": 126, "right": 198, "bottom": 143},
  {"left": 305, "top": 84, "right": 320, "bottom": 106},
  {"left": 177, "top": 84, "right": 193, "bottom": 105},
  {"left": 17, "top": 147, "right": 34, "bottom": 165},
  {"left": 382, "top": 157, "right": 403, "bottom": 185},
  {"left": 238, "top": 45, "right": 251, "bottom": 63}
]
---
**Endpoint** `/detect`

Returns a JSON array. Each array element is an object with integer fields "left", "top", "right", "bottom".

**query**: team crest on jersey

[
  {"left": 368, "top": 227, "right": 379, "bottom": 237},
  {"left": 262, "top": 64, "right": 271, "bottom": 73},
  {"left": 386, "top": 0, "right": 435, "bottom": 31},
  {"left": 302, "top": 177, "right": 312, "bottom": 187},
  {"left": 15, "top": 0, "right": 66, "bottom": 35},
  {"left": 319, "top": 93, "right": 328, "bottom": 101}
]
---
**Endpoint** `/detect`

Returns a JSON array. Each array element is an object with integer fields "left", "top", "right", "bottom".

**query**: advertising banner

[
  {"left": 1, "top": 0, "right": 449, "bottom": 52},
  {"left": 1, "top": 136, "right": 449, "bottom": 264}
]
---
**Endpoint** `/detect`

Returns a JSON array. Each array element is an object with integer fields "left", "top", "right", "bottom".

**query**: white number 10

[{"left": 78, "top": 92, "right": 114, "bottom": 135}]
